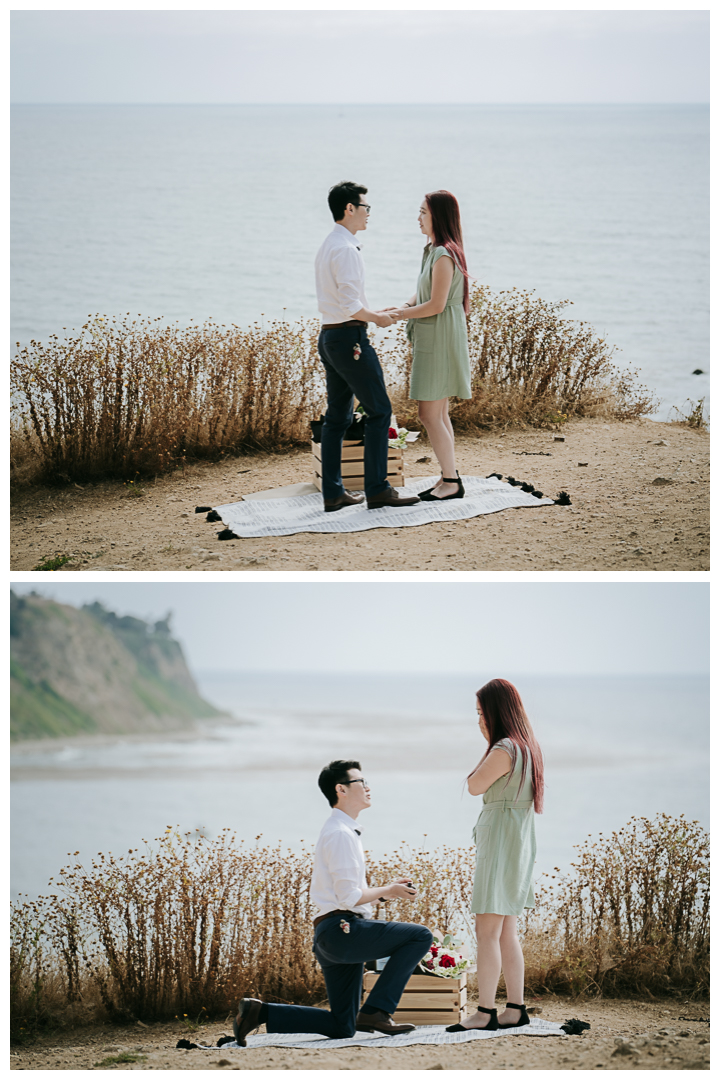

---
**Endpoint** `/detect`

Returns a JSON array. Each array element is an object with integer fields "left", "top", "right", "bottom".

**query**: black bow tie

[{"left": 355, "top": 829, "right": 361, "bottom": 835}]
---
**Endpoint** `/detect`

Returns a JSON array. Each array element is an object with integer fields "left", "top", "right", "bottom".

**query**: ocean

[
  {"left": 10, "top": 672, "right": 708, "bottom": 901},
  {"left": 11, "top": 103, "right": 708, "bottom": 415}
]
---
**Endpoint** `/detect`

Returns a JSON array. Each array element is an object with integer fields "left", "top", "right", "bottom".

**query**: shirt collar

[
  {"left": 332, "top": 222, "right": 363, "bottom": 250},
  {"left": 331, "top": 807, "right": 364, "bottom": 835}
]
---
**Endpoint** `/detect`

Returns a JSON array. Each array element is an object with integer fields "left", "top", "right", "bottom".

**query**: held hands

[{"left": 374, "top": 312, "right": 394, "bottom": 328}]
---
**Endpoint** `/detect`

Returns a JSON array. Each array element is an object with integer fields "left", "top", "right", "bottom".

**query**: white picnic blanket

[
  {"left": 194, "top": 1017, "right": 568, "bottom": 1050},
  {"left": 213, "top": 476, "right": 553, "bottom": 538}
]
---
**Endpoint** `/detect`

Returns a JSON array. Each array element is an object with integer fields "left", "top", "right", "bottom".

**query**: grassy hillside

[{"left": 10, "top": 591, "right": 223, "bottom": 742}]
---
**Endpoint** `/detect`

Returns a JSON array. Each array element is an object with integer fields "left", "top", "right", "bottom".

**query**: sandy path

[
  {"left": 11, "top": 418, "right": 709, "bottom": 572},
  {"left": 10, "top": 998, "right": 709, "bottom": 1070}
]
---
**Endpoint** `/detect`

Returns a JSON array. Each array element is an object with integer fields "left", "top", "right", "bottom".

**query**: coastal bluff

[{"left": 10, "top": 592, "right": 222, "bottom": 742}]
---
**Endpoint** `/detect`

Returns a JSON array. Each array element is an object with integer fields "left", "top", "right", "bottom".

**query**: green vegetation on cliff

[{"left": 10, "top": 591, "right": 222, "bottom": 742}]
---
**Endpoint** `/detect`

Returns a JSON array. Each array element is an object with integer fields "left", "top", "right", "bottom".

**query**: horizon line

[
  {"left": 11, "top": 100, "right": 710, "bottom": 108},
  {"left": 195, "top": 668, "right": 709, "bottom": 678}
]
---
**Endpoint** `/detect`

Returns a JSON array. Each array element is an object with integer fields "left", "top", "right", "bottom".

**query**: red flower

[
  {"left": 439, "top": 954, "right": 456, "bottom": 968},
  {"left": 388, "top": 427, "right": 398, "bottom": 439},
  {"left": 430, "top": 945, "right": 439, "bottom": 956}
]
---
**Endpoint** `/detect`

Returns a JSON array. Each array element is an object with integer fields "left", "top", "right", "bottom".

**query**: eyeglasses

[
  {"left": 345, "top": 778, "right": 370, "bottom": 789},
  {"left": 356, "top": 203, "right": 371, "bottom": 212}
]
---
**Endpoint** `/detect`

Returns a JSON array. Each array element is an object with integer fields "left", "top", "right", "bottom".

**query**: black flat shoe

[
  {"left": 422, "top": 476, "right": 465, "bottom": 502},
  {"left": 498, "top": 1002, "right": 530, "bottom": 1029},
  {"left": 446, "top": 1005, "right": 498, "bottom": 1032}
]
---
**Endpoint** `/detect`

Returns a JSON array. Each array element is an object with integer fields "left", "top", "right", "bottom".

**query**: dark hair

[
  {"left": 424, "top": 190, "right": 471, "bottom": 314},
  {"left": 472, "top": 679, "right": 544, "bottom": 813},
  {"left": 328, "top": 181, "right": 367, "bottom": 222},
  {"left": 318, "top": 759, "right": 361, "bottom": 807}
]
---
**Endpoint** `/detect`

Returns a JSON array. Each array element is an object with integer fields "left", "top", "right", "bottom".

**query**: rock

[
  {"left": 654, "top": 440, "right": 668, "bottom": 446},
  {"left": 692, "top": 369, "right": 704, "bottom": 375},
  {"left": 416, "top": 456, "right": 432, "bottom": 463},
  {"left": 553, "top": 435, "right": 566, "bottom": 442},
  {"left": 578, "top": 462, "right": 588, "bottom": 466},
  {"left": 612, "top": 1041, "right": 639, "bottom": 1057},
  {"left": 217, "top": 1059, "right": 232, "bottom": 1067},
  {"left": 202, "top": 553, "right": 221, "bottom": 561},
  {"left": 652, "top": 477, "right": 674, "bottom": 485}
]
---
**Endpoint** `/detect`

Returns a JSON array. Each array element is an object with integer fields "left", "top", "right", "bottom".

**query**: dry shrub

[
  {"left": 11, "top": 314, "right": 325, "bottom": 485},
  {"left": 11, "top": 286, "right": 658, "bottom": 486},
  {"left": 11, "top": 817, "right": 706, "bottom": 1037},
  {"left": 667, "top": 397, "right": 708, "bottom": 432},
  {"left": 385, "top": 285, "right": 658, "bottom": 431},
  {"left": 523, "top": 814, "right": 709, "bottom": 998}
]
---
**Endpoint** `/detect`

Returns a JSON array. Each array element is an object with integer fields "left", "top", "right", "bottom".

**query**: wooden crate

[
  {"left": 310, "top": 439, "right": 404, "bottom": 492},
  {"left": 362, "top": 971, "right": 467, "bottom": 1026}
]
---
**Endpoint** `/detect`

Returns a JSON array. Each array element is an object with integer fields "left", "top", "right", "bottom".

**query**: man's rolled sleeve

[
  {"left": 331, "top": 248, "right": 365, "bottom": 320},
  {"left": 330, "top": 868, "right": 365, "bottom": 909}
]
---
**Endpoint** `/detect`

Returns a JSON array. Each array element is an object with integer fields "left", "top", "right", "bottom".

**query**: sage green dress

[
  {"left": 407, "top": 244, "right": 472, "bottom": 401},
  {"left": 471, "top": 738, "right": 537, "bottom": 915}
]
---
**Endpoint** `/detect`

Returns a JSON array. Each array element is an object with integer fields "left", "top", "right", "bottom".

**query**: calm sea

[
  {"left": 11, "top": 104, "right": 708, "bottom": 415},
  {"left": 10, "top": 673, "right": 708, "bottom": 900}
]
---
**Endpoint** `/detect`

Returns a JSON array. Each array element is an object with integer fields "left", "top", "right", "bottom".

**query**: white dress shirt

[
  {"left": 315, "top": 223, "right": 370, "bottom": 325},
  {"left": 310, "top": 807, "right": 374, "bottom": 919}
]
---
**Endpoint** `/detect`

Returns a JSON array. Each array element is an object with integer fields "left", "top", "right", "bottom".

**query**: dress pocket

[
  {"left": 411, "top": 316, "right": 437, "bottom": 358},
  {"left": 473, "top": 823, "right": 491, "bottom": 859}
]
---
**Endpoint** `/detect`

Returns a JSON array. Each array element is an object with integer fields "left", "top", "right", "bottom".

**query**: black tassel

[
  {"left": 507, "top": 476, "right": 521, "bottom": 486},
  {"left": 218, "top": 528, "right": 239, "bottom": 541},
  {"left": 520, "top": 482, "right": 535, "bottom": 493},
  {"left": 206, "top": 509, "right": 222, "bottom": 522},
  {"left": 176, "top": 1039, "right": 199, "bottom": 1050},
  {"left": 560, "top": 1019, "right": 591, "bottom": 1035},
  {"left": 217, "top": 1036, "right": 235, "bottom": 1047},
  {"left": 532, "top": 490, "right": 544, "bottom": 499},
  {"left": 486, "top": 472, "right": 504, "bottom": 480},
  {"left": 554, "top": 491, "right": 572, "bottom": 506},
  {"left": 195, "top": 506, "right": 212, "bottom": 513}
]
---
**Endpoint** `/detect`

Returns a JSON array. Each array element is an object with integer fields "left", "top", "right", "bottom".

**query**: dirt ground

[
  {"left": 11, "top": 418, "right": 709, "bottom": 573},
  {"left": 10, "top": 997, "right": 709, "bottom": 1070}
]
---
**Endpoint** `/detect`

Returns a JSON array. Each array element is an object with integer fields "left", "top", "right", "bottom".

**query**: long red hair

[
  {"left": 472, "top": 678, "right": 544, "bottom": 813},
  {"left": 424, "top": 189, "right": 470, "bottom": 314}
]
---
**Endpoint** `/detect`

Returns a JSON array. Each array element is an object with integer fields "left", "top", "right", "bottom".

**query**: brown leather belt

[
  {"left": 313, "top": 909, "right": 362, "bottom": 929},
  {"left": 321, "top": 320, "right": 368, "bottom": 329}
]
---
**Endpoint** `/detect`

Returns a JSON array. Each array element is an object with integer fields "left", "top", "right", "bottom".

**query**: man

[
  {"left": 314, "top": 181, "right": 420, "bottom": 512},
  {"left": 233, "top": 760, "right": 433, "bottom": 1044}
]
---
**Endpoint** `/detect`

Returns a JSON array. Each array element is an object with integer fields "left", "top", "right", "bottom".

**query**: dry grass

[
  {"left": 523, "top": 814, "right": 709, "bottom": 999},
  {"left": 10, "top": 814, "right": 707, "bottom": 1039},
  {"left": 11, "top": 287, "right": 658, "bottom": 486}
]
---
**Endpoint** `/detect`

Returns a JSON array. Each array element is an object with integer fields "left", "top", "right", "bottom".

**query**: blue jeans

[
  {"left": 265, "top": 914, "right": 433, "bottom": 1038},
  {"left": 317, "top": 326, "right": 393, "bottom": 500}
]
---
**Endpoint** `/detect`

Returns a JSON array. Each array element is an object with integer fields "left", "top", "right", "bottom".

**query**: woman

[
  {"left": 388, "top": 191, "right": 472, "bottom": 501},
  {"left": 448, "top": 678, "right": 544, "bottom": 1033}
]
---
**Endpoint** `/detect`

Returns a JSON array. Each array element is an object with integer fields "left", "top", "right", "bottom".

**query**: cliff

[{"left": 10, "top": 591, "right": 223, "bottom": 741}]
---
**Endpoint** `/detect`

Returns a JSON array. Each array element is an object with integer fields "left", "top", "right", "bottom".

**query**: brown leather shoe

[
  {"left": 233, "top": 998, "right": 263, "bottom": 1046},
  {"left": 366, "top": 487, "right": 420, "bottom": 510},
  {"left": 355, "top": 1008, "right": 416, "bottom": 1035},
  {"left": 323, "top": 491, "right": 365, "bottom": 512}
]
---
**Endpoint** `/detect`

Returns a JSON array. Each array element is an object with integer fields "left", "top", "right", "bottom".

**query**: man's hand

[
  {"left": 373, "top": 313, "right": 394, "bottom": 328},
  {"left": 385, "top": 879, "right": 418, "bottom": 900}
]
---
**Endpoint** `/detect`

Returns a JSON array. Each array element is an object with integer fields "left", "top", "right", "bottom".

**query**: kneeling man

[{"left": 234, "top": 760, "right": 433, "bottom": 1043}]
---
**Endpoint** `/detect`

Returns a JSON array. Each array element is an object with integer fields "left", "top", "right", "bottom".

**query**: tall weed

[{"left": 12, "top": 286, "right": 658, "bottom": 485}]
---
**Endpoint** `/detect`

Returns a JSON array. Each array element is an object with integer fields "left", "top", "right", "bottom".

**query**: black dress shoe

[
  {"left": 323, "top": 491, "right": 364, "bottom": 512},
  {"left": 355, "top": 1008, "right": 416, "bottom": 1035},
  {"left": 366, "top": 487, "right": 420, "bottom": 509},
  {"left": 421, "top": 476, "right": 465, "bottom": 502},
  {"left": 233, "top": 998, "right": 264, "bottom": 1046}
]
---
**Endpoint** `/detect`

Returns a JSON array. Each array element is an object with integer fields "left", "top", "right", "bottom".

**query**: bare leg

[
  {"left": 461, "top": 913, "right": 504, "bottom": 1029},
  {"left": 497, "top": 916, "right": 524, "bottom": 1025},
  {"left": 417, "top": 398, "right": 459, "bottom": 498}
]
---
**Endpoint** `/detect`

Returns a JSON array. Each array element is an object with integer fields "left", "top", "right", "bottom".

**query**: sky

[
  {"left": 10, "top": 582, "right": 709, "bottom": 677},
  {"left": 10, "top": 7, "right": 709, "bottom": 105}
]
